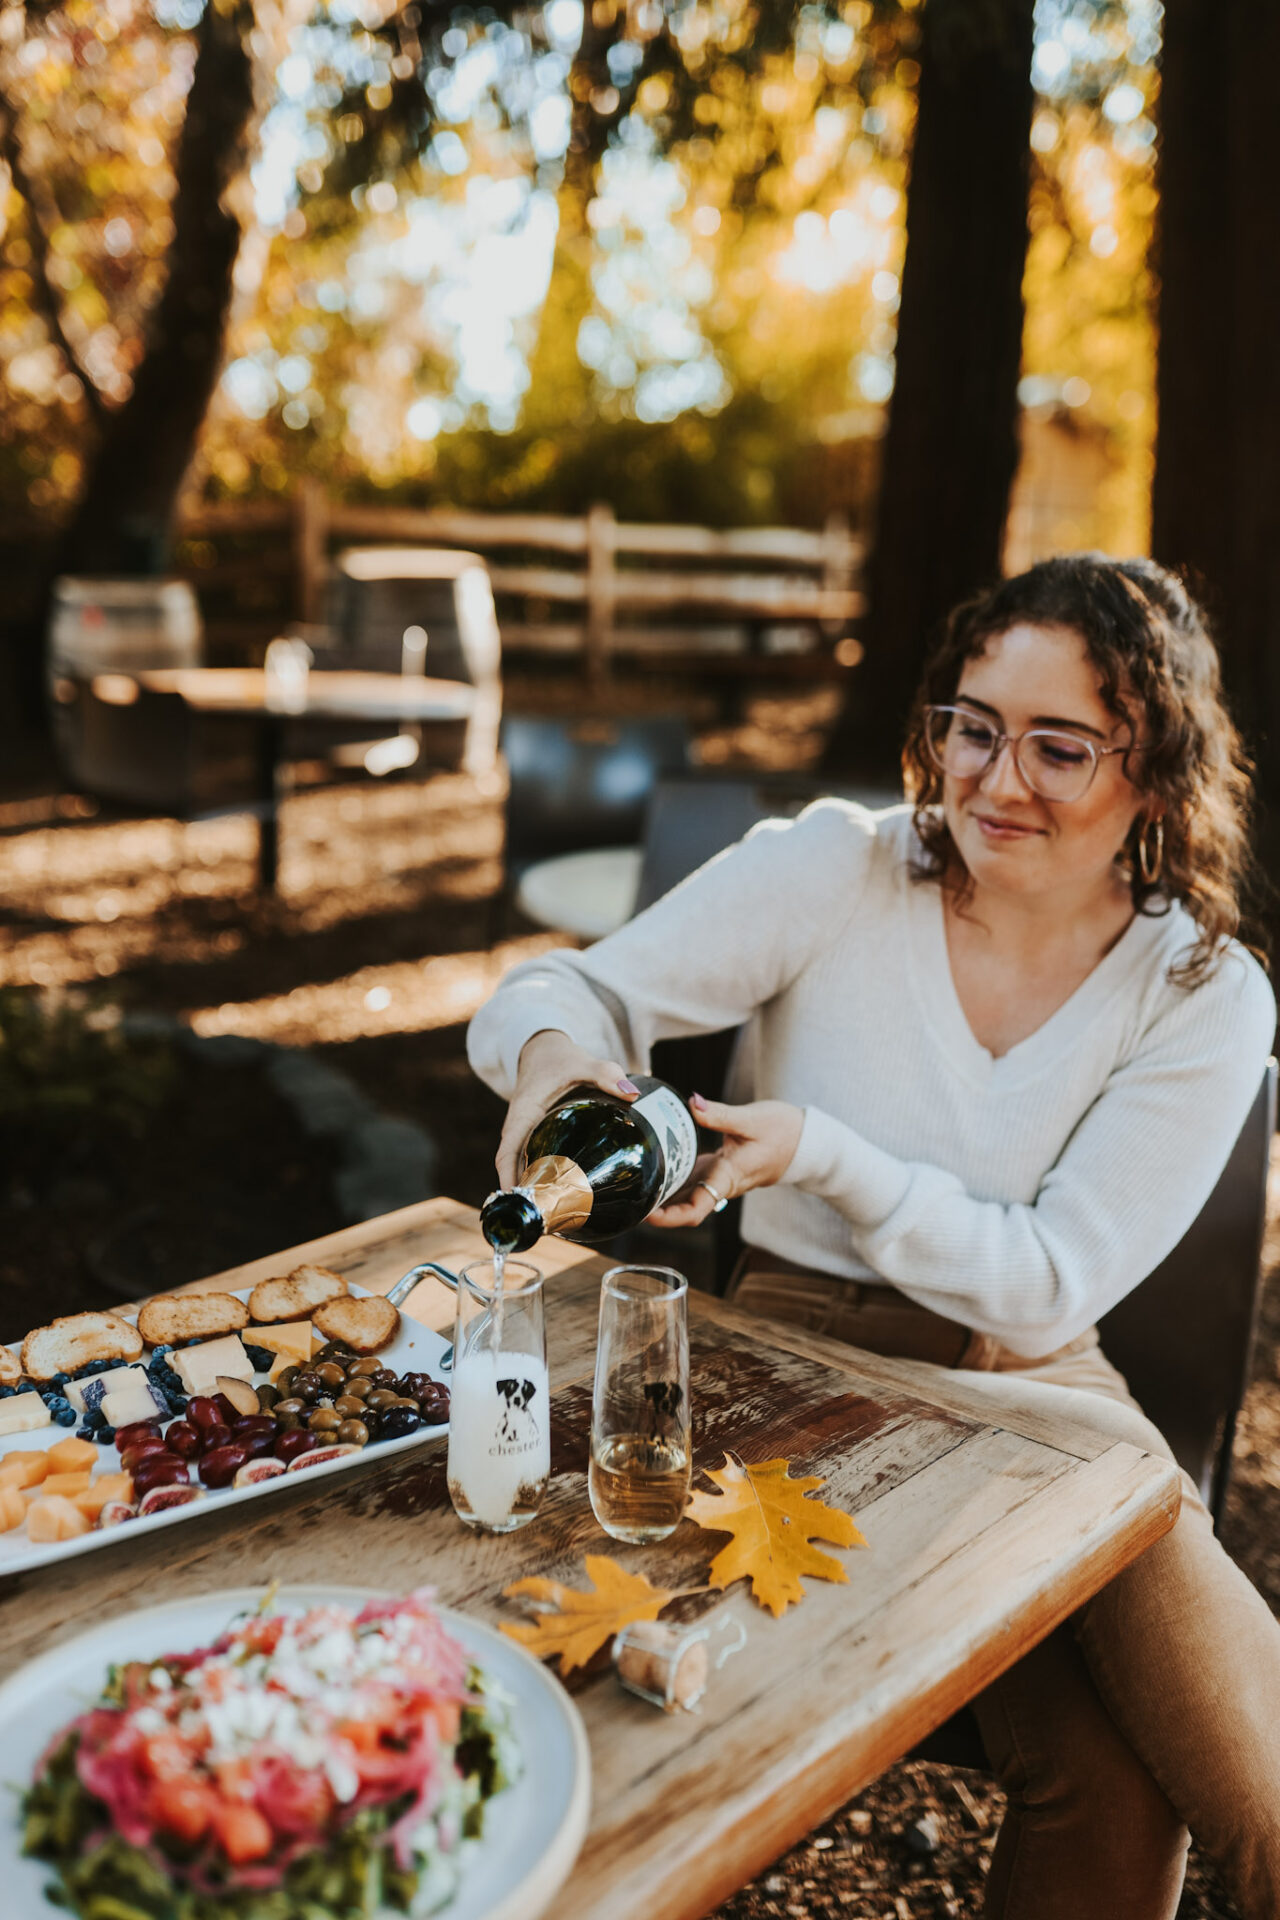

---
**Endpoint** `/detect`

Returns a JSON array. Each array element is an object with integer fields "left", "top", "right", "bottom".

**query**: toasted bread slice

[
  {"left": 137, "top": 1291, "right": 250, "bottom": 1349},
  {"left": 312, "top": 1294, "right": 399, "bottom": 1355},
  {"left": 249, "top": 1265, "right": 348, "bottom": 1325},
  {"left": 0, "top": 1343, "right": 21, "bottom": 1388},
  {"left": 21, "top": 1311, "right": 143, "bottom": 1383}
]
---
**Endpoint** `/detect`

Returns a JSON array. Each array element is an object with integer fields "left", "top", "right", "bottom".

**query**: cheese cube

[
  {"left": 244, "top": 1322, "right": 312, "bottom": 1363},
  {"left": 0, "top": 1392, "right": 52, "bottom": 1438},
  {"left": 247, "top": 1322, "right": 314, "bottom": 1381},
  {"left": 172, "top": 1335, "right": 254, "bottom": 1397},
  {"left": 101, "top": 1376, "right": 167, "bottom": 1430},
  {"left": 66, "top": 1365, "right": 146, "bottom": 1417},
  {"left": 0, "top": 1487, "right": 24, "bottom": 1532}
]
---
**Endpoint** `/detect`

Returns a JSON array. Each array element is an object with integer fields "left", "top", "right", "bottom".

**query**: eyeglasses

[{"left": 923, "top": 705, "right": 1132, "bottom": 804}]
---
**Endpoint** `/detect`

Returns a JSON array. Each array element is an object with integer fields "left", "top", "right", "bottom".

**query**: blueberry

[
  {"left": 50, "top": 1372, "right": 69, "bottom": 1386},
  {"left": 53, "top": 1406, "right": 77, "bottom": 1427},
  {"left": 152, "top": 1345, "right": 173, "bottom": 1356},
  {"left": 85, "top": 1408, "right": 105, "bottom": 1431},
  {"left": 165, "top": 1393, "right": 188, "bottom": 1417},
  {"left": 0, "top": 1386, "right": 13, "bottom": 1401},
  {"left": 97, "top": 1426, "right": 116, "bottom": 1445},
  {"left": 244, "top": 1345, "right": 274, "bottom": 1373},
  {"left": 77, "top": 1425, "right": 95, "bottom": 1442}
]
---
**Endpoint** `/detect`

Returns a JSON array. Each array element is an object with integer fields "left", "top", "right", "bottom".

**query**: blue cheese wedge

[
  {"left": 0, "top": 1391, "right": 53, "bottom": 1436},
  {"left": 172, "top": 1335, "right": 254, "bottom": 1397}
]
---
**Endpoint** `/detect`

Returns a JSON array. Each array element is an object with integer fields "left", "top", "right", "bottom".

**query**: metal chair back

[{"left": 501, "top": 715, "right": 693, "bottom": 884}]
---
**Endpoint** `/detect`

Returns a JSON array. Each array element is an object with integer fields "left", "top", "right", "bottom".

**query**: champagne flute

[
  {"left": 447, "top": 1259, "right": 549, "bottom": 1533},
  {"left": 589, "top": 1264, "right": 690, "bottom": 1544}
]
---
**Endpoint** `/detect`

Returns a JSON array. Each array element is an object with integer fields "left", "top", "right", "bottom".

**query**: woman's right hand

[{"left": 494, "top": 1030, "right": 638, "bottom": 1189}]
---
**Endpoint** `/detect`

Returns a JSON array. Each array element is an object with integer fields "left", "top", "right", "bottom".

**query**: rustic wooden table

[{"left": 0, "top": 1200, "right": 1182, "bottom": 1920}]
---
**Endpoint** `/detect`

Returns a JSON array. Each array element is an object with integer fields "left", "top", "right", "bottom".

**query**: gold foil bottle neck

[{"left": 517, "top": 1155, "right": 594, "bottom": 1234}]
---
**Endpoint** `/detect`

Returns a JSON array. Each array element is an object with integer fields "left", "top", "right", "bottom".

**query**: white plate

[
  {"left": 0, "top": 1584, "right": 591, "bottom": 1920},
  {"left": 0, "top": 1287, "right": 451, "bottom": 1578}
]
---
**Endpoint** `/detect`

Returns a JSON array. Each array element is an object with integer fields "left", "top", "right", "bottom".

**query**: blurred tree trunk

[
  {"left": 55, "top": 0, "right": 257, "bottom": 576},
  {"left": 523, "top": 3, "right": 623, "bottom": 424},
  {"left": 1151, "top": 2, "right": 1280, "bottom": 812},
  {"left": 822, "top": 0, "right": 1036, "bottom": 780}
]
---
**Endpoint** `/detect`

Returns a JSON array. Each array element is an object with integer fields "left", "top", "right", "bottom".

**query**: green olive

[
  {"left": 308, "top": 1407, "right": 342, "bottom": 1434},
  {"left": 274, "top": 1409, "right": 303, "bottom": 1432},
  {"left": 315, "top": 1361, "right": 346, "bottom": 1391},
  {"left": 256, "top": 1383, "right": 281, "bottom": 1413},
  {"left": 273, "top": 1397, "right": 306, "bottom": 1419},
  {"left": 334, "top": 1394, "right": 366, "bottom": 1419},
  {"left": 348, "top": 1357, "right": 383, "bottom": 1379},
  {"left": 276, "top": 1365, "right": 299, "bottom": 1395},
  {"left": 336, "top": 1418, "right": 370, "bottom": 1447},
  {"left": 366, "top": 1389, "right": 399, "bottom": 1411},
  {"left": 341, "top": 1377, "right": 372, "bottom": 1401}
]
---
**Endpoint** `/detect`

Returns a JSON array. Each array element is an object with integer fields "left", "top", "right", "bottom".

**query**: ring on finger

[{"left": 696, "top": 1179, "right": 730, "bottom": 1214}]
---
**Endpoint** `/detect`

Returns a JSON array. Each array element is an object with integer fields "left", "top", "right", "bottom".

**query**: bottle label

[
  {"left": 517, "top": 1155, "right": 594, "bottom": 1232},
  {"left": 633, "top": 1086, "right": 699, "bottom": 1205}
]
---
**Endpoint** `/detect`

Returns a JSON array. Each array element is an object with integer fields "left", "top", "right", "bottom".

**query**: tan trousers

[{"left": 729, "top": 1253, "right": 1280, "bottom": 1920}]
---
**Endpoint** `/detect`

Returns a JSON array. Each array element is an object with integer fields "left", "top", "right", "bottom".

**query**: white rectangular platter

[{"left": 0, "top": 1285, "right": 450, "bottom": 1579}]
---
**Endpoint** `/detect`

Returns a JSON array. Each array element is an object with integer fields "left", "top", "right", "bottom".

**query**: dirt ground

[{"left": 1, "top": 690, "right": 1273, "bottom": 1918}]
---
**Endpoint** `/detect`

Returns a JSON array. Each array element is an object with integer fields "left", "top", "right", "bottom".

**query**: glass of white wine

[
  {"left": 589, "top": 1264, "right": 690, "bottom": 1544},
  {"left": 446, "top": 1259, "right": 550, "bottom": 1534}
]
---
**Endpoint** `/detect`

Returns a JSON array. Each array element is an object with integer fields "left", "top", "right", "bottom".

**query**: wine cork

[{"left": 614, "top": 1619, "right": 710, "bottom": 1712}]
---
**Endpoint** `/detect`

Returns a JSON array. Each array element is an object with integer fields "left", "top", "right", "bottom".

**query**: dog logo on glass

[{"left": 495, "top": 1376, "right": 540, "bottom": 1453}]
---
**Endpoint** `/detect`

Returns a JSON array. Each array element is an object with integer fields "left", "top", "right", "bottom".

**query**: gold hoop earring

[{"left": 1137, "top": 817, "right": 1164, "bottom": 886}]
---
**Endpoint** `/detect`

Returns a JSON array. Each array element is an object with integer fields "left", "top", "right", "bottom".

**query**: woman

[{"left": 467, "top": 554, "right": 1280, "bottom": 1920}]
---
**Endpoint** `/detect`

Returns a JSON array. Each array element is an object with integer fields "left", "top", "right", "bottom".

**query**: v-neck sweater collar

[{"left": 902, "top": 848, "right": 1175, "bottom": 1093}]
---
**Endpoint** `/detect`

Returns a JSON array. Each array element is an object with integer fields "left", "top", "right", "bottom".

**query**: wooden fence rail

[{"left": 177, "top": 482, "right": 866, "bottom": 685}]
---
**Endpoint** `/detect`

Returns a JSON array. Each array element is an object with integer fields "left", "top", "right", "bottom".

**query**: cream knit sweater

[{"left": 467, "top": 802, "right": 1276, "bottom": 1356}]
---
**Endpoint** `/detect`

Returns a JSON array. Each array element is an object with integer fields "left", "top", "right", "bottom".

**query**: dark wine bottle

[{"left": 480, "top": 1075, "right": 699, "bottom": 1254}]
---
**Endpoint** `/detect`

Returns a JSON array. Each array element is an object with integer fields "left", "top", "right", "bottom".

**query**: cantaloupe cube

[
  {"left": 0, "top": 1452, "right": 50, "bottom": 1491},
  {"left": 34, "top": 1471, "right": 92, "bottom": 1500},
  {"left": 47, "top": 1437, "right": 99, "bottom": 1475},
  {"left": 75, "top": 1473, "right": 133, "bottom": 1518},
  {"left": 27, "top": 1495, "right": 92, "bottom": 1542},
  {"left": 0, "top": 1486, "right": 26, "bottom": 1532}
]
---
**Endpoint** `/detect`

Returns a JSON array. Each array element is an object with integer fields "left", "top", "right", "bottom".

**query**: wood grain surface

[{"left": 0, "top": 1199, "right": 1182, "bottom": 1920}]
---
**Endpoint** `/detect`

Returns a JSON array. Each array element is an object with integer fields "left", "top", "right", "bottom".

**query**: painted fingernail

[
  {"left": 690, "top": 1092, "right": 707, "bottom": 1110},
  {"left": 618, "top": 1078, "right": 640, "bottom": 1095}
]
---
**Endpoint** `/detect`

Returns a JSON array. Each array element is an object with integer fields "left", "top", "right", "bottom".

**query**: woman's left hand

[{"left": 647, "top": 1093, "right": 805, "bottom": 1228}]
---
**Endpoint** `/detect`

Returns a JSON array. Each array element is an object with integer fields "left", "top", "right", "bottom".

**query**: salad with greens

[{"left": 20, "top": 1589, "right": 518, "bottom": 1920}]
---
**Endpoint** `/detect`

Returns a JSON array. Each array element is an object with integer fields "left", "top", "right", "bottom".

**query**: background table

[
  {"left": 0, "top": 1200, "right": 1181, "bottom": 1920},
  {"left": 128, "top": 668, "right": 476, "bottom": 889},
  {"left": 515, "top": 844, "right": 644, "bottom": 940}
]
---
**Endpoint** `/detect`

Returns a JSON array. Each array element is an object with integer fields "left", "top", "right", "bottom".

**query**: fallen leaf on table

[
  {"left": 686, "top": 1454, "right": 868, "bottom": 1618},
  {"left": 501, "top": 1554, "right": 688, "bottom": 1675}
]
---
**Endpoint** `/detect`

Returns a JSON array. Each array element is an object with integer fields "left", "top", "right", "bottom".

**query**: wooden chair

[
  {"left": 56, "top": 677, "right": 260, "bottom": 817},
  {"left": 323, "top": 548, "right": 502, "bottom": 775}
]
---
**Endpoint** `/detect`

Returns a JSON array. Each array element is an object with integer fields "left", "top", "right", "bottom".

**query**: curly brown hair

[{"left": 901, "top": 554, "right": 1265, "bottom": 987}]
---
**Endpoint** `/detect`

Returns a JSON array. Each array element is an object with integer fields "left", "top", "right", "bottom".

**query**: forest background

[{"left": 0, "top": 0, "right": 1275, "bottom": 810}]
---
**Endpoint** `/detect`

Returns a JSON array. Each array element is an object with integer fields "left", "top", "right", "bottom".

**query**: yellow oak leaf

[
  {"left": 685, "top": 1454, "right": 868, "bottom": 1618},
  {"left": 500, "top": 1553, "right": 684, "bottom": 1675}
]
